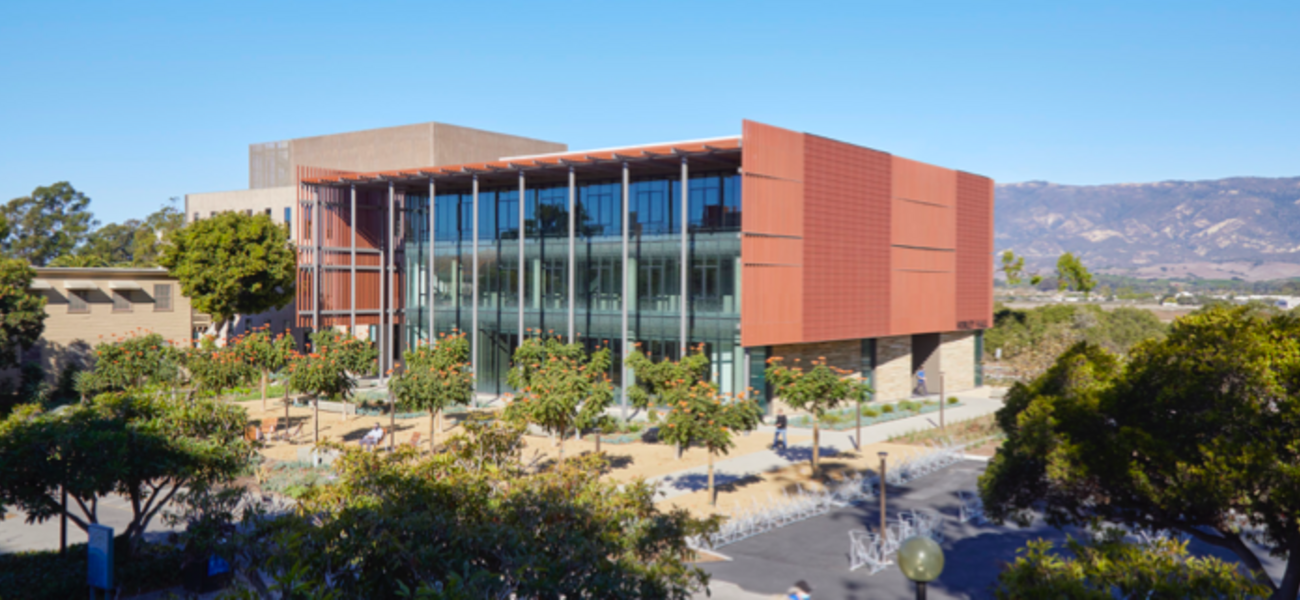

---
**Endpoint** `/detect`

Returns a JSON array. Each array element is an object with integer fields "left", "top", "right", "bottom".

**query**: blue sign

[
  {"left": 208, "top": 555, "right": 230, "bottom": 576},
  {"left": 87, "top": 524, "right": 113, "bottom": 590}
]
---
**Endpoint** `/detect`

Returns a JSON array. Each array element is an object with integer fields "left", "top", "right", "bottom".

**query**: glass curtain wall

[
  {"left": 476, "top": 188, "right": 520, "bottom": 396},
  {"left": 574, "top": 180, "right": 624, "bottom": 388},
  {"left": 402, "top": 194, "right": 431, "bottom": 348},
  {"left": 523, "top": 185, "right": 569, "bottom": 339},
  {"left": 629, "top": 177, "right": 682, "bottom": 362},
  {"left": 433, "top": 191, "right": 472, "bottom": 340},
  {"left": 688, "top": 172, "right": 744, "bottom": 395}
]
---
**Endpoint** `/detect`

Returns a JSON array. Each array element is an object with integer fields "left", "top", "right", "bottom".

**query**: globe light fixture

[{"left": 897, "top": 536, "right": 944, "bottom": 600}]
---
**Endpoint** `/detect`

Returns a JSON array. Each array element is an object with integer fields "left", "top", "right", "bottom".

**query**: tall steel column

[
  {"left": 312, "top": 187, "right": 321, "bottom": 333},
  {"left": 680, "top": 157, "right": 689, "bottom": 357},
  {"left": 386, "top": 181, "right": 395, "bottom": 379},
  {"left": 620, "top": 162, "right": 630, "bottom": 419},
  {"left": 434, "top": 176, "right": 439, "bottom": 348},
  {"left": 349, "top": 185, "right": 357, "bottom": 335},
  {"left": 471, "top": 175, "right": 480, "bottom": 381},
  {"left": 518, "top": 171, "right": 526, "bottom": 343},
  {"left": 566, "top": 167, "right": 576, "bottom": 342}
]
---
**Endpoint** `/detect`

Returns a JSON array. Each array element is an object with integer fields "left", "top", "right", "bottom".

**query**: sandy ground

[
  {"left": 235, "top": 398, "right": 813, "bottom": 483},
  {"left": 657, "top": 442, "right": 930, "bottom": 520}
]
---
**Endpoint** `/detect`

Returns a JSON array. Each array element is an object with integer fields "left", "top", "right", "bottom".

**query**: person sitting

[{"left": 359, "top": 423, "right": 384, "bottom": 452}]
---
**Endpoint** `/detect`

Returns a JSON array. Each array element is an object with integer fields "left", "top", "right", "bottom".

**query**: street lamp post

[
  {"left": 897, "top": 536, "right": 945, "bottom": 600},
  {"left": 878, "top": 451, "right": 888, "bottom": 538}
]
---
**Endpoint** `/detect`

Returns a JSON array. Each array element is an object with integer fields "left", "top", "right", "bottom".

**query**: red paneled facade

[{"left": 739, "top": 120, "right": 993, "bottom": 348}]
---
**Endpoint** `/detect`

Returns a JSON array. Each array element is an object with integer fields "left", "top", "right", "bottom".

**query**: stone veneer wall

[
  {"left": 767, "top": 340, "right": 861, "bottom": 415},
  {"left": 939, "top": 331, "right": 976, "bottom": 392},
  {"left": 874, "top": 335, "right": 913, "bottom": 401}
]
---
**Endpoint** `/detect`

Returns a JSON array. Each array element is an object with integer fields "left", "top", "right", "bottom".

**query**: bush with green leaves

[
  {"left": 0, "top": 392, "right": 250, "bottom": 550},
  {"left": 184, "top": 336, "right": 255, "bottom": 398},
  {"left": 981, "top": 304, "right": 1300, "bottom": 598},
  {"left": 81, "top": 331, "right": 182, "bottom": 394},
  {"left": 226, "top": 426, "right": 717, "bottom": 599},
  {"left": 231, "top": 325, "right": 297, "bottom": 409},
  {"left": 0, "top": 535, "right": 183, "bottom": 600},
  {"left": 287, "top": 344, "right": 356, "bottom": 444},
  {"left": 995, "top": 535, "right": 1266, "bottom": 599}
]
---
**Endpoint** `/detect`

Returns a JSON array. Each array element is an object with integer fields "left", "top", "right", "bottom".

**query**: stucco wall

[
  {"left": 185, "top": 187, "right": 296, "bottom": 235},
  {"left": 875, "top": 335, "right": 913, "bottom": 401},
  {"left": 939, "top": 331, "right": 976, "bottom": 393}
]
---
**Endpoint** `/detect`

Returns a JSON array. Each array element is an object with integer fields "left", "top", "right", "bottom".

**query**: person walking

[{"left": 772, "top": 409, "right": 788, "bottom": 450}]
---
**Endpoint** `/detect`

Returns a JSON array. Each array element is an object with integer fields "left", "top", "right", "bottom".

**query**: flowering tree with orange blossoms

[
  {"left": 389, "top": 332, "right": 474, "bottom": 452},
  {"left": 504, "top": 335, "right": 614, "bottom": 460},
  {"left": 626, "top": 343, "right": 712, "bottom": 422},
  {"left": 765, "top": 356, "right": 872, "bottom": 475},
  {"left": 231, "top": 325, "right": 296, "bottom": 410},
  {"left": 185, "top": 336, "right": 255, "bottom": 400},
  {"left": 82, "top": 331, "right": 182, "bottom": 395},
  {"left": 287, "top": 346, "right": 355, "bottom": 444},
  {"left": 657, "top": 381, "right": 763, "bottom": 505}
]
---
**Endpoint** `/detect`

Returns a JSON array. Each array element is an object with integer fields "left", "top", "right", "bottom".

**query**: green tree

[
  {"left": 287, "top": 345, "right": 355, "bottom": 444},
  {"left": 389, "top": 332, "right": 474, "bottom": 452},
  {"left": 995, "top": 536, "right": 1267, "bottom": 599},
  {"left": 503, "top": 336, "right": 614, "bottom": 460},
  {"left": 159, "top": 212, "right": 295, "bottom": 337},
  {"left": 1056, "top": 252, "right": 1096, "bottom": 297},
  {"left": 657, "top": 381, "right": 762, "bottom": 506},
  {"left": 54, "top": 220, "right": 139, "bottom": 267},
  {"left": 765, "top": 356, "right": 871, "bottom": 475},
  {"left": 230, "top": 430, "right": 714, "bottom": 599},
  {"left": 232, "top": 326, "right": 296, "bottom": 410},
  {"left": 130, "top": 201, "right": 184, "bottom": 267},
  {"left": 1000, "top": 249, "right": 1042, "bottom": 287},
  {"left": 0, "top": 258, "right": 47, "bottom": 370},
  {"left": 1, "top": 182, "right": 97, "bottom": 266},
  {"left": 0, "top": 392, "right": 250, "bottom": 551},
  {"left": 980, "top": 305, "right": 1300, "bottom": 599}
]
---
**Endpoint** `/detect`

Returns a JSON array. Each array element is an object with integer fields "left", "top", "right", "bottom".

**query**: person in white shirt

[{"left": 360, "top": 423, "right": 384, "bottom": 452}]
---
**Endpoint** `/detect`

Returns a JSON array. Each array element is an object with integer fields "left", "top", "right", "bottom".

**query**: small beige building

[{"left": 27, "top": 267, "right": 197, "bottom": 378}]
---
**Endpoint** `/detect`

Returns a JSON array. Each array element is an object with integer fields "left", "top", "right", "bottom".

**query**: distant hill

[{"left": 995, "top": 176, "right": 1300, "bottom": 281}]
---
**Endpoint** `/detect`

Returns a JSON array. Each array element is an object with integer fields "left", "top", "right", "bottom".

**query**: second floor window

[{"left": 68, "top": 291, "right": 88, "bottom": 314}]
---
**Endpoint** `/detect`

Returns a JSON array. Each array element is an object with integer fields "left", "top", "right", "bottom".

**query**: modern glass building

[{"left": 296, "top": 120, "right": 994, "bottom": 411}]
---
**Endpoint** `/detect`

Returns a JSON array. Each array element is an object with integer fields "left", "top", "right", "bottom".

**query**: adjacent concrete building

[
  {"left": 184, "top": 121, "right": 567, "bottom": 343},
  {"left": 295, "top": 120, "right": 994, "bottom": 409},
  {"left": 26, "top": 267, "right": 194, "bottom": 379}
]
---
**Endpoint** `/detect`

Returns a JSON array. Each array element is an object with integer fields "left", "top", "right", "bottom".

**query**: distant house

[{"left": 26, "top": 268, "right": 200, "bottom": 380}]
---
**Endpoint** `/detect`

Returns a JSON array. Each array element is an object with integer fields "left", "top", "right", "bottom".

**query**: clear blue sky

[{"left": 2, "top": 1, "right": 1296, "bottom": 225}]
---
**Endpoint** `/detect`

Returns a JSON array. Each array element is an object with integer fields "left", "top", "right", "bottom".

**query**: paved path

[
  {"left": 0, "top": 494, "right": 182, "bottom": 553},
  {"left": 650, "top": 389, "right": 1006, "bottom": 500}
]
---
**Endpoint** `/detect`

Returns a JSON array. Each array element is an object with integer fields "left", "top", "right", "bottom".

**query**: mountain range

[{"left": 994, "top": 176, "right": 1300, "bottom": 281}]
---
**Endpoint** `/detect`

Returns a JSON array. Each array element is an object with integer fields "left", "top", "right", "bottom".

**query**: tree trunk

[
  {"left": 260, "top": 370, "right": 268, "bottom": 411},
  {"left": 708, "top": 452, "right": 716, "bottom": 506},
  {"left": 1271, "top": 546, "right": 1300, "bottom": 600},
  {"left": 856, "top": 403, "right": 862, "bottom": 451},
  {"left": 558, "top": 427, "right": 565, "bottom": 461},
  {"left": 313, "top": 396, "right": 320, "bottom": 444},
  {"left": 813, "top": 418, "right": 821, "bottom": 475},
  {"left": 595, "top": 429, "right": 602, "bottom": 453},
  {"left": 430, "top": 409, "right": 438, "bottom": 453}
]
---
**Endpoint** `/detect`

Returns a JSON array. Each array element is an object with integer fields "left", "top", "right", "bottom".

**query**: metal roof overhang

[
  {"left": 299, "top": 137, "right": 743, "bottom": 191},
  {"left": 108, "top": 281, "right": 144, "bottom": 291},
  {"left": 29, "top": 279, "right": 52, "bottom": 290},
  {"left": 63, "top": 280, "right": 97, "bottom": 291}
]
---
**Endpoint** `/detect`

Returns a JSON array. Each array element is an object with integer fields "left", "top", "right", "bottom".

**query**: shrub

[
  {"left": 0, "top": 536, "right": 182, "bottom": 600},
  {"left": 881, "top": 404, "right": 895, "bottom": 414},
  {"left": 948, "top": 396, "right": 959, "bottom": 404},
  {"left": 863, "top": 407, "right": 881, "bottom": 418}
]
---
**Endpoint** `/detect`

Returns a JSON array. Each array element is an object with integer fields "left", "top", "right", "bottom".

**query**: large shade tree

[
  {"left": 159, "top": 212, "right": 295, "bottom": 338},
  {"left": 0, "top": 392, "right": 250, "bottom": 551},
  {"left": 2, "top": 182, "right": 97, "bottom": 266},
  {"left": 230, "top": 427, "right": 715, "bottom": 599},
  {"left": 0, "top": 258, "right": 47, "bottom": 370},
  {"left": 980, "top": 304, "right": 1300, "bottom": 599}
]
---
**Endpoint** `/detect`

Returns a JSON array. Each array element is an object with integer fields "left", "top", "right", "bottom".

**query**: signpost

[{"left": 87, "top": 524, "right": 113, "bottom": 597}]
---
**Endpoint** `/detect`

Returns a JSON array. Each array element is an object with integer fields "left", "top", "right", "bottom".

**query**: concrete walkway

[{"left": 649, "top": 389, "right": 1005, "bottom": 500}]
